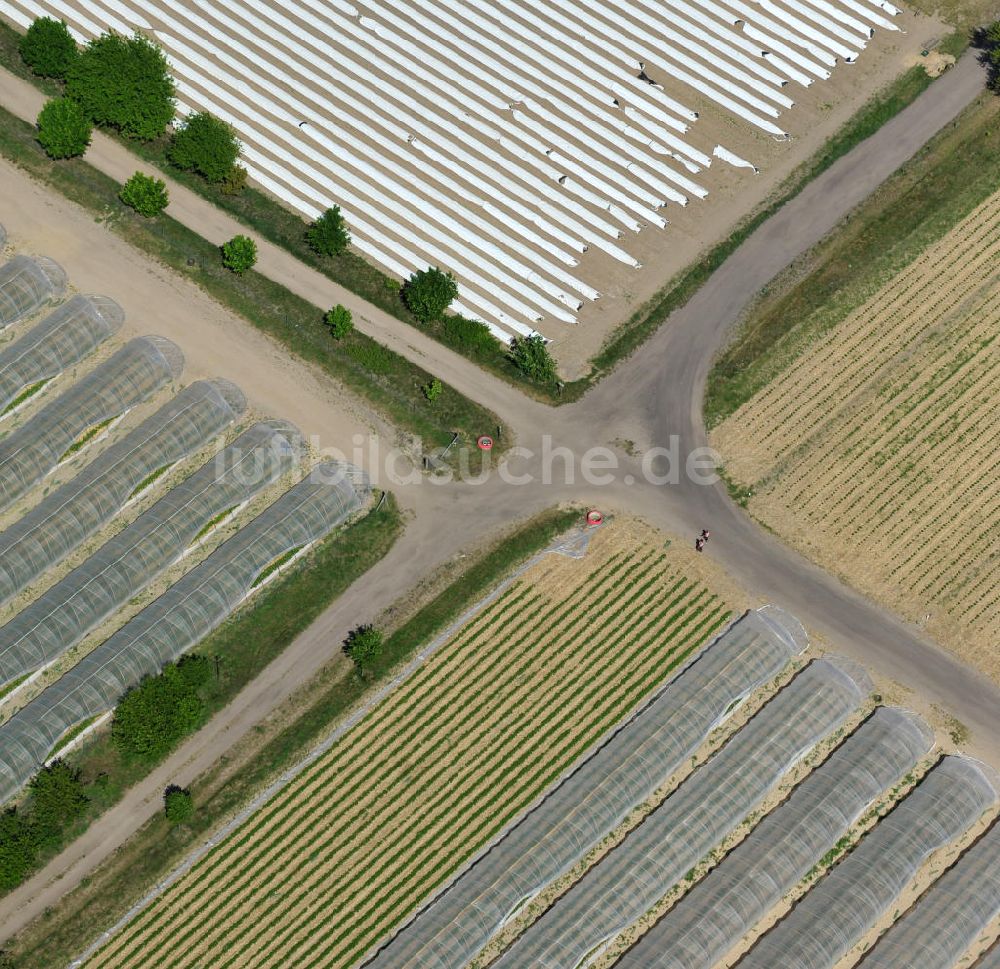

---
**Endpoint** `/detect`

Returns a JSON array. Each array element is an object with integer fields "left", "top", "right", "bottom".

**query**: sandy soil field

[
  {"left": 712, "top": 189, "right": 1000, "bottom": 678},
  {"left": 81, "top": 518, "right": 733, "bottom": 969}
]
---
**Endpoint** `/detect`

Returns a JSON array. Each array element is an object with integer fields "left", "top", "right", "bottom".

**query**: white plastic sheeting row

[
  {"left": 491, "top": 658, "right": 871, "bottom": 969},
  {"left": 0, "top": 461, "right": 368, "bottom": 805},
  {"left": 738, "top": 756, "right": 1000, "bottom": 969},
  {"left": 364, "top": 607, "right": 808, "bottom": 969},
  {"left": 615, "top": 707, "right": 935, "bottom": 969},
  {"left": 0, "top": 0, "right": 900, "bottom": 340}
]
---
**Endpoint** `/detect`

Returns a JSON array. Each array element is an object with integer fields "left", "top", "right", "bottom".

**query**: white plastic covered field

[{"left": 0, "top": 0, "right": 900, "bottom": 339}]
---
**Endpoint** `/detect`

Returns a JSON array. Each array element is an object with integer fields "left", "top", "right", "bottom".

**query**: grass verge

[
  {"left": 3, "top": 504, "right": 579, "bottom": 969},
  {"left": 0, "top": 88, "right": 498, "bottom": 462},
  {"left": 0, "top": 18, "right": 965, "bottom": 398},
  {"left": 704, "top": 88, "right": 1000, "bottom": 427},
  {"left": 0, "top": 496, "right": 401, "bottom": 907}
]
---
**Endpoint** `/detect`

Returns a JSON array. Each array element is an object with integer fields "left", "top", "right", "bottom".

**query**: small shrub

[
  {"left": 19, "top": 17, "right": 77, "bottom": 79},
  {"left": 981, "top": 21, "right": 1000, "bottom": 91},
  {"left": 306, "top": 206, "right": 350, "bottom": 256},
  {"left": 509, "top": 333, "right": 557, "bottom": 383},
  {"left": 164, "top": 785, "right": 194, "bottom": 824},
  {"left": 325, "top": 304, "right": 353, "bottom": 339},
  {"left": 221, "top": 234, "right": 257, "bottom": 275},
  {"left": 401, "top": 267, "right": 458, "bottom": 323},
  {"left": 66, "top": 32, "right": 175, "bottom": 141},
  {"left": 168, "top": 112, "right": 241, "bottom": 183},
  {"left": 344, "top": 624, "right": 382, "bottom": 671},
  {"left": 119, "top": 171, "right": 168, "bottom": 217},
  {"left": 36, "top": 97, "right": 91, "bottom": 159},
  {"left": 219, "top": 164, "right": 248, "bottom": 195},
  {"left": 422, "top": 377, "right": 443, "bottom": 402}
]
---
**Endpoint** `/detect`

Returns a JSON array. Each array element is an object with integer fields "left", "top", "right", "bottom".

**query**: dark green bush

[
  {"left": 19, "top": 17, "right": 77, "bottom": 79},
  {"left": 119, "top": 170, "right": 168, "bottom": 217},
  {"left": 112, "top": 656, "right": 212, "bottom": 762},
  {"left": 66, "top": 32, "right": 175, "bottom": 140},
  {"left": 163, "top": 785, "right": 194, "bottom": 824},
  {"left": 36, "top": 96, "right": 91, "bottom": 159},
  {"left": 509, "top": 333, "right": 557, "bottom": 383},
  {"left": 306, "top": 206, "right": 350, "bottom": 256},
  {"left": 167, "top": 112, "right": 241, "bottom": 183},
  {"left": 221, "top": 234, "right": 257, "bottom": 275},
  {"left": 401, "top": 267, "right": 458, "bottom": 323}
]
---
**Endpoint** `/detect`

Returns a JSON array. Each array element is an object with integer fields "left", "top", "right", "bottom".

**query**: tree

[
  {"left": 221, "top": 235, "right": 257, "bottom": 275},
  {"left": 422, "top": 377, "right": 443, "bottom": 402},
  {"left": 982, "top": 21, "right": 1000, "bottom": 90},
  {"left": 167, "top": 112, "right": 241, "bottom": 183},
  {"left": 112, "top": 656, "right": 211, "bottom": 761},
  {"left": 36, "top": 97, "right": 91, "bottom": 159},
  {"left": 66, "top": 32, "right": 175, "bottom": 140},
  {"left": 344, "top": 624, "right": 382, "bottom": 672},
  {"left": 325, "top": 304, "right": 353, "bottom": 339},
  {"left": 27, "top": 760, "right": 87, "bottom": 849},
  {"left": 220, "top": 164, "right": 248, "bottom": 196},
  {"left": 0, "top": 809, "right": 35, "bottom": 891},
  {"left": 164, "top": 785, "right": 194, "bottom": 824},
  {"left": 402, "top": 267, "right": 458, "bottom": 323},
  {"left": 306, "top": 206, "right": 350, "bottom": 257},
  {"left": 509, "top": 334, "right": 557, "bottom": 383},
  {"left": 19, "top": 17, "right": 77, "bottom": 79},
  {"left": 119, "top": 171, "right": 168, "bottom": 217}
]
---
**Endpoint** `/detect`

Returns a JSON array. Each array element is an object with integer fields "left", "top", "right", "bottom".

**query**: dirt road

[{"left": 0, "top": 51, "right": 996, "bottom": 951}]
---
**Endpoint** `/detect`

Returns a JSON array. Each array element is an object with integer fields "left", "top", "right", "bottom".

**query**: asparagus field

[
  {"left": 712, "top": 189, "right": 1000, "bottom": 675},
  {"left": 83, "top": 523, "right": 730, "bottom": 969}
]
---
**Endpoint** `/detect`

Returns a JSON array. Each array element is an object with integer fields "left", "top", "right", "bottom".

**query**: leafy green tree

[
  {"left": 167, "top": 112, "right": 241, "bottom": 183},
  {"left": 19, "top": 17, "right": 77, "bottom": 79},
  {"left": 66, "top": 32, "right": 175, "bottom": 140},
  {"left": 325, "top": 304, "right": 353, "bottom": 339},
  {"left": 422, "top": 377, "right": 443, "bottom": 402},
  {"left": 119, "top": 171, "right": 168, "bottom": 217},
  {"left": 306, "top": 206, "right": 350, "bottom": 256},
  {"left": 164, "top": 785, "right": 194, "bottom": 824},
  {"left": 27, "top": 760, "right": 88, "bottom": 850},
  {"left": 509, "top": 334, "right": 557, "bottom": 383},
  {"left": 0, "top": 809, "right": 36, "bottom": 891},
  {"left": 221, "top": 235, "right": 257, "bottom": 275},
  {"left": 402, "top": 267, "right": 458, "bottom": 323},
  {"left": 344, "top": 624, "right": 383, "bottom": 672},
  {"left": 36, "top": 97, "right": 91, "bottom": 159},
  {"left": 983, "top": 21, "right": 1000, "bottom": 90},
  {"left": 112, "top": 656, "right": 211, "bottom": 762}
]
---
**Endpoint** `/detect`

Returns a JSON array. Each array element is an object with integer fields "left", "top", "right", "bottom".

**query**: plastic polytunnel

[
  {"left": 0, "top": 294, "right": 124, "bottom": 417},
  {"left": 0, "top": 379, "right": 247, "bottom": 606},
  {"left": 0, "top": 255, "right": 68, "bottom": 328},
  {"left": 364, "top": 606, "right": 807, "bottom": 969},
  {"left": 0, "top": 335, "right": 184, "bottom": 513},
  {"left": 492, "top": 658, "right": 871, "bottom": 969},
  {"left": 0, "top": 420, "right": 304, "bottom": 690},
  {"left": 0, "top": 461, "right": 368, "bottom": 805},
  {"left": 977, "top": 945, "right": 1000, "bottom": 968},
  {"left": 615, "top": 707, "right": 935, "bottom": 969},
  {"left": 859, "top": 818, "right": 1000, "bottom": 969},
  {"left": 0, "top": 224, "right": 6, "bottom": 249},
  {"left": 738, "top": 756, "right": 1000, "bottom": 969}
]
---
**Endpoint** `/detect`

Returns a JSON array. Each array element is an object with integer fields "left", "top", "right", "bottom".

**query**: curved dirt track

[{"left": 0, "top": 51, "right": 996, "bottom": 954}]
